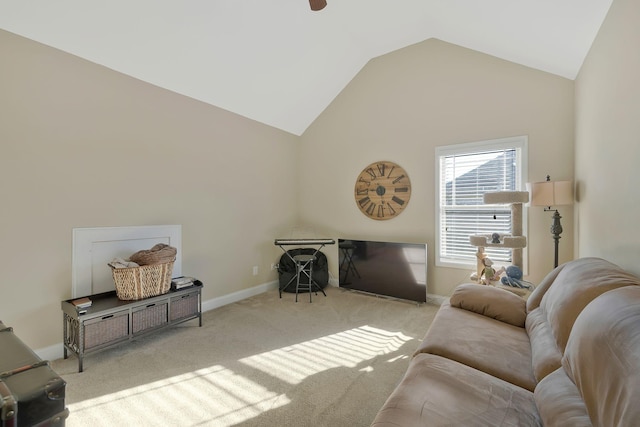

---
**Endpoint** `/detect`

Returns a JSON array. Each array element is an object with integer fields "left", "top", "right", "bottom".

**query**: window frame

[{"left": 435, "top": 136, "right": 528, "bottom": 271}]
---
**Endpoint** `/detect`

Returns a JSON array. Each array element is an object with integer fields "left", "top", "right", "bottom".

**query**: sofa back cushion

[
  {"left": 561, "top": 286, "right": 640, "bottom": 426},
  {"left": 526, "top": 262, "right": 567, "bottom": 312},
  {"left": 534, "top": 368, "right": 593, "bottom": 427},
  {"left": 534, "top": 257, "right": 640, "bottom": 353},
  {"left": 527, "top": 307, "right": 563, "bottom": 382}
]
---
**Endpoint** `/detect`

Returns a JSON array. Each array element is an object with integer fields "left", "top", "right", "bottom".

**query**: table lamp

[{"left": 530, "top": 175, "right": 574, "bottom": 268}]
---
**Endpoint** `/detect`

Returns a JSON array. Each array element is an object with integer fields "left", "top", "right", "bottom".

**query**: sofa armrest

[{"left": 449, "top": 283, "right": 526, "bottom": 327}]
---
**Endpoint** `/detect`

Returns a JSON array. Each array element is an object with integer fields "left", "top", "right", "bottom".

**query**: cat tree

[{"left": 469, "top": 191, "right": 529, "bottom": 281}]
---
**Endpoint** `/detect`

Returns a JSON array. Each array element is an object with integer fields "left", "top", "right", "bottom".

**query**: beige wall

[
  {"left": 575, "top": 0, "right": 640, "bottom": 275},
  {"left": 1, "top": 32, "right": 582, "bottom": 352},
  {"left": 299, "top": 39, "right": 575, "bottom": 296},
  {"left": 0, "top": 30, "right": 299, "bottom": 350}
]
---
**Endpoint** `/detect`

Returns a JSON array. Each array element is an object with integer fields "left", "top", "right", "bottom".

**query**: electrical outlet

[{"left": 252, "top": 266, "right": 259, "bottom": 275}]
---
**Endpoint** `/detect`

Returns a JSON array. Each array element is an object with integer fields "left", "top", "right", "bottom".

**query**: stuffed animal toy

[
  {"left": 480, "top": 257, "right": 505, "bottom": 285},
  {"left": 500, "top": 265, "right": 534, "bottom": 290}
]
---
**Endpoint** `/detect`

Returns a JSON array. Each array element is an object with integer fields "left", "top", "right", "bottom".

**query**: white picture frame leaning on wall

[{"left": 72, "top": 225, "right": 182, "bottom": 298}]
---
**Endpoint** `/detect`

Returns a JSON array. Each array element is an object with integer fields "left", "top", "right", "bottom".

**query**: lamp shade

[
  {"left": 309, "top": 0, "right": 327, "bottom": 11},
  {"left": 529, "top": 180, "right": 573, "bottom": 207}
]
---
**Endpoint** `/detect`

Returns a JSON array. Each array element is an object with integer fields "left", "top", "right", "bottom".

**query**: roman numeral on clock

[
  {"left": 358, "top": 196, "right": 371, "bottom": 207},
  {"left": 366, "top": 168, "right": 376, "bottom": 179},
  {"left": 387, "top": 165, "right": 395, "bottom": 179},
  {"left": 392, "top": 174, "right": 406, "bottom": 184},
  {"left": 366, "top": 202, "right": 376, "bottom": 215},
  {"left": 392, "top": 196, "right": 405, "bottom": 206}
]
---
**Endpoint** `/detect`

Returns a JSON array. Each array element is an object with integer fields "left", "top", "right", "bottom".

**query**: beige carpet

[{"left": 52, "top": 286, "right": 439, "bottom": 426}]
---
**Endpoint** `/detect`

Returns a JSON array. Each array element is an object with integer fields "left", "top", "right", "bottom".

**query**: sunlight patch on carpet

[
  {"left": 65, "top": 325, "right": 412, "bottom": 425},
  {"left": 67, "top": 365, "right": 290, "bottom": 425},
  {"left": 238, "top": 325, "right": 412, "bottom": 384}
]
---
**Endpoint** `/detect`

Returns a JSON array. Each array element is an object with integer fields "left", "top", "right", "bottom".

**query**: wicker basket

[{"left": 109, "top": 261, "right": 174, "bottom": 300}]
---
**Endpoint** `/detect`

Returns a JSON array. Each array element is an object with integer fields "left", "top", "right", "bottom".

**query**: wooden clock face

[{"left": 354, "top": 161, "right": 411, "bottom": 220}]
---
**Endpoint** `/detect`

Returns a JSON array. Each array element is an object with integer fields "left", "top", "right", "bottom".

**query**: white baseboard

[
  {"left": 35, "top": 343, "right": 64, "bottom": 363},
  {"left": 426, "top": 293, "right": 447, "bottom": 305},
  {"left": 36, "top": 280, "right": 280, "bottom": 361},
  {"left": 201, "top": 280, "right": 278, "bottom": 312}
]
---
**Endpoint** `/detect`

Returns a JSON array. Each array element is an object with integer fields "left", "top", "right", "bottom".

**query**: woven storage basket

[{"left": 110, "top": 261, "right": 174, "bottom": 300}]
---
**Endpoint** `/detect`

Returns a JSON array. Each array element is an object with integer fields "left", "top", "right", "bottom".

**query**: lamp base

[{"left": 546, "top": 208, "right": 563, "bottom": 268}]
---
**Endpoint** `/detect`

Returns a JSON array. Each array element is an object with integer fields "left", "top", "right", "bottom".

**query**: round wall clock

[{"left": 354, "top": 161, "right": 412, "bottom": 220}]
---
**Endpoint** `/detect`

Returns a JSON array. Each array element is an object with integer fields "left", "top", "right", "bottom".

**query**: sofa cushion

[
  {"left": 371, "top": 353, "right": 541, "bottom": 427},
  {"left": 536, "top": 257, "right": 640, "bottom": 353},
  {"left": 526, "top": 307, "right": 562, "bottom": 382},
  {"left": 450, "top": 283, "right": 526, "bottom": 327},
  {"left": 562, "top": 286, "right": 640, "bottom": 427},
  {"left": 526, "top": 258, "right": 640, "bottom": 384},
  {"left": 414, "top": 301, "right": 537, "bottom": 391},
  {"left": 526, "top": 261, "right": 567, "bottom": 312},
  {"left": 534, "top": 368, "right": 592, "bottom": 427}
]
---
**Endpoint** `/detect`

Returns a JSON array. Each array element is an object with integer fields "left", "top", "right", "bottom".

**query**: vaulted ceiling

[{"left": 0, "top": 1, "right": 612, "bottom": 135}]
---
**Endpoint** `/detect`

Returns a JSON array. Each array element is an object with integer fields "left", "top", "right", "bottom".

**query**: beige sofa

[{"left": 371, "top": 257, "right": 640, "bottom": 426}]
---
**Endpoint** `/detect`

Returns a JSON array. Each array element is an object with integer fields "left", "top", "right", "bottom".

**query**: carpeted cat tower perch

[{"left": 469, "top": 191, "right": 529, "bottom": 282}]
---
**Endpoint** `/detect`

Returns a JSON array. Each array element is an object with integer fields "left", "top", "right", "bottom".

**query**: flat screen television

[{"left": 338, "top": 239, "right": 427, "bottom": 302}]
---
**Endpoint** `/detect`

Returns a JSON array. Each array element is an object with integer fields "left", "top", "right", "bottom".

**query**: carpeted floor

[{"left": 52, "top": 286, "right": 439, "bottom": 426}]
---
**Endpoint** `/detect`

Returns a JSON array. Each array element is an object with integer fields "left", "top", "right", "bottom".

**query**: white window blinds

[{"left": 436, "top": 137, "right": 526, "bottom": 267}]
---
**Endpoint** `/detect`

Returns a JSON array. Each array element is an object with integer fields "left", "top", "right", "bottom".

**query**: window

[{"left": 435, "top": 136, "right": 527, "bottom": 268}]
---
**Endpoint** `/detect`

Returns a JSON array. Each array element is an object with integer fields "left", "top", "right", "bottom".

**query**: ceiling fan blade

[{"left": 309, "top": 0, "right": 327, "bottom": 11}]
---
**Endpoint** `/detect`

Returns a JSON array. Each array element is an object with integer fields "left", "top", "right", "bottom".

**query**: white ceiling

[{"left": 0, "top": 0, "right": 612, "bottom": 136}]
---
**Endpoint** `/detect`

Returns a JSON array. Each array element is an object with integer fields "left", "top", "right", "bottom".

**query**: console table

[{"left": 61, "top": 283, "right": 202, "bottom": 372}]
